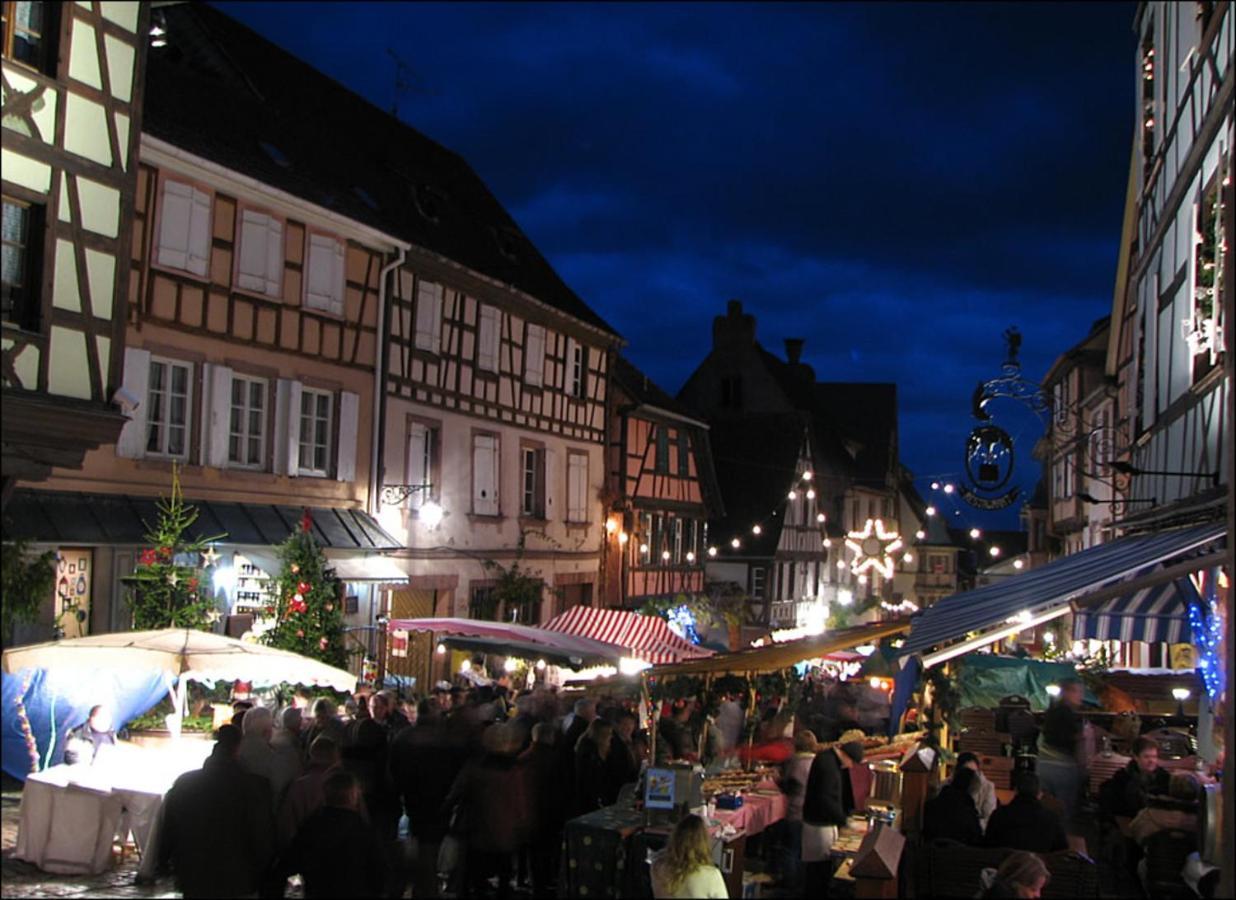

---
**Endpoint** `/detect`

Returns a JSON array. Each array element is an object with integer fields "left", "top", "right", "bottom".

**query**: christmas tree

[
  {"left": 129, "top": 466, "right": 226, "bottom": 630},
  {"left": 259, "top": 510, "right": 346, "bottom": 667}
]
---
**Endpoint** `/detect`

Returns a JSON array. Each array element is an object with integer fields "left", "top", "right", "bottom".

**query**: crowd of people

[{"left": 154, "top": 677, "right": 659, "bottom": 899}]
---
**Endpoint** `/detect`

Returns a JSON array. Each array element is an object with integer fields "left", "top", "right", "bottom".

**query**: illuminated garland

[
  {"left": 1187, "top": 583, "right": 1223, "bottom": 701},
  {"left": 13, "top": 670, "right": 40, "bottom": 773}
]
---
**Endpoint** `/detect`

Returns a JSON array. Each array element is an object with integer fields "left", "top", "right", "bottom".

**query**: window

[
  {"left": 655, "top": 427, "right": 670, "bottom": 473},
  {"left": 672, "top": 518, "right": 683, "bottom": 563},
  {"left": 405, "top": 421, "right": 436, "bottom": 510},
  {"left": 524, "top": 323, "right": 545, "bottom": 386},
  {"left": 567, "top": 338, "right": 587, "bottom": 398},
  {"left": 236, "top": 209, "right": 284, "bottom": 298},
  {"left": 566, "top": 451, "right": 588, "bottom": 522},
  {"left": 676, "top": 430, "right": 690, "bottom": 477},
  {"left": 414, "top": 281, "right": 443, "bottom": 353},
  {"left": 507, "top": 586, "right": 540, "bottom": 625},
  {"left": 1, "top": 197, "right": 42, "bottom": 330},
  {"left": 304, "top": 234, "right": 344, "bottom": 315},
  {"left": 469, "top": 585, "right": 498, "bottom": 621},
  {"left": 156, "top": 179, "right": 211, "bottom": 277},
  {"left": 298, "top": 388, "right": 333, "bottom": 476},
  {"left": 1140, "top": 23, "right": 1156, "bottom": 178},
  {"left": 520, "top": 447, "right": 546, "bottom": 518},
  {"left": 228, "top": 375, "right": 267, "bottom": 468},
  {"left": 2, "top": 1, "right": 57, "bottom": 74},
  {"left": 638, "top": 512, "right": 652, "bottom": 565},
  {"left": 472, "top": 433, "right": 499, "bottom": 516},
  {"left": 477, "top": 304, "right": 500, "bottom": 372},
  {"left": 146, "top": 357, "right": 192, "bottom": 459}
]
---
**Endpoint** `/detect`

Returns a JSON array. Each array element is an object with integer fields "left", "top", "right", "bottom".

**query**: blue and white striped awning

[
  {"left": 1072, "top": 574, "right": 1201, "bottom": 643},
  {"left": 903, "top": 524, "right": 1225, "bottom": 656}
]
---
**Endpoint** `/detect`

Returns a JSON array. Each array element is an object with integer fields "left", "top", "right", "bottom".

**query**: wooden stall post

[
  {"left": 745, "top": 676, "right": 757, "bottom": 772},
  {"left": 898, "top": 746, "right": 936, "bottom": 838},
  {"left": 850, "top": 823, "right": 905, "bottom": 899}
]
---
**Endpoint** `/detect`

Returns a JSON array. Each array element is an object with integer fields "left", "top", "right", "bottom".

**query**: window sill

[
  {"left": 297, "top": 469, "right": 330, "bottom": 479},
  {"left": 518, "top": 515, "right": 548, "bottom": 526},
  {"left": 302, "top": 301, "right": 345, "bottom": 320},
  {"left": 233, "top": 283, "right": 284, "bottom": 305},
  {"left": 467, "top": 513, "right": 505, "bottom": 524},
  {"left": 474, "top": 369, "right": 500, "bottom": 382},
  {"left": 563, "top": 520, "right": 591, "bottom": 530}
]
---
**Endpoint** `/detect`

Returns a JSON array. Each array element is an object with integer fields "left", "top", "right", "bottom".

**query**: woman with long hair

[
  {"left": 979, "top": 851, "right": 1050, "bottom": 899},
  {"left": 650, "top": 814, "right": 728, "bottom": 899}
]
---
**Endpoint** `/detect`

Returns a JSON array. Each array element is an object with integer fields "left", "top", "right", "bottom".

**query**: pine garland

[{"left": 258, "top": 510, "right": 346, "bottom": 668}]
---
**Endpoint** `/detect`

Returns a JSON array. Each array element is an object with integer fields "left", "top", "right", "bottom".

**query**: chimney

[
  {"left": 713, "top": 299, "right": 756, "bottom": 352},
  {"left": 784, "top": 338, "right": 805, "bottom": 366}
]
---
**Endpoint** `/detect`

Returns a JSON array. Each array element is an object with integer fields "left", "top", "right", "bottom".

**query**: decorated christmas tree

[
  {"left": 129, "top": 466, "right": 226, "bottom": 630},
  {"left": 259, "top": 510, "right": 346, "bottom": 667}
]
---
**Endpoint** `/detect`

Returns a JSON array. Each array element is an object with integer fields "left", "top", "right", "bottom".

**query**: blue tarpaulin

[
  {"left": 954, "top": 653, "right": 1098, "bottom": 712},
  {"left": 1, "top": 667, "right": 171, "bottom": 781}
]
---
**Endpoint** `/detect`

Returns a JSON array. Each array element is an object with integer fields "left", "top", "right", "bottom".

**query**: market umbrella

[{"left": 1, "top": 628, "right": 357, "bottom": 692}]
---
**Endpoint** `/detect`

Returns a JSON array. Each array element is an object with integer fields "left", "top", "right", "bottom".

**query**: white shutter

[
  {"left": 473, "top": 434, "right": 499, "bottom": 516},
  {"left": 115, "top": 347, "right": 151, "bottom": 459},
  {"left": 156, "top": 181, "right": 193, "bottom": 271},
  {"left": 336, "top": 391, "right": 359, "bottom": 482},
  {"left": 405, "top": 423, "right": 429, "bottom": 509},
  {"left": 265, "top": 217, "right": 284, "bottom": 297},
  {"left": 544, "top": 446, "right": 557, "bottom": 519},
  {"left": 236, "top": 210, "right": 269, "bottom": 293},
  {"left": 305, "top": 234, "right": 343, "bottom": 314},
  {"left": 273, "top": 378, "right": 299, "bottom": 476},
  {"left": 567, "top": 452, "right": 587, "bottom": 522},
  {"left": 187, "top": 186, "right": 212, "bottom": 277},
  {"left": 206, "top": 364, "right": 233, "bottom": 468},
  {"left": 525, "top": 324, "right": 545, "bottom": 386},
  {"left": 415, "top": 281, "right": 442, "bottom": 353},
  {"left": 478, "top": 305, "right": 499, "bottom": 372}
]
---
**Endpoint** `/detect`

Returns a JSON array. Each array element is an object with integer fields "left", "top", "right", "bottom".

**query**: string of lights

[{"left": 1188, "top": 571, "right": 1223, "bottom": 701}]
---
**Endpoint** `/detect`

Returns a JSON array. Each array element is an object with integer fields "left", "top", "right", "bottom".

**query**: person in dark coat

[
  {"left": 390, "top": 702, "right": 464, "bottom": 899},
  {"left": 573, "top": 719, "right": 615, "bottom": 816},
  {"left": 984, "top": 771, "right": 1069, "bottom": 853},
  {"left": 285, "top": 769, "right": 386, "bottom": 899},
  {"left": 343, "top": 692, "right": 397, "bottom": 841},
  {"left": 656, "top": 701, "right": 695, "bottom": 764},
  {"left": 1099, "top": 736, "right": 1171, "bottom": 820},
  {"left": 802, "top": 740, "right": 863, "bottom": 896},
  {"left": 157, "top": 725, "right": 275, "bottom": 899},
  {"left": 923, "top": 763, "right": 983, "bottom": 845},
  {"left": 1037, "top": 678, "right": 1085, "bottom": 821},
  {"left": 519, "top": 722, "right": 567, "bottom": 897},
  {"left": 603, "top": 711, "right": 640, "bottom": 805}
]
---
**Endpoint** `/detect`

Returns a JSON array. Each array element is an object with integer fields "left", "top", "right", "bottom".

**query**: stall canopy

[
  {"left": 647, "top": 619, "right": 912, "bottom": 676},
  {"left": 1072, "top": 572, "right": 1199, "bottom": 643},
  {"left": 543, "top": 607, "right": 714, "bottom": 665},
  {"left": 387, "top": 617, "right": 627, "bottom": 668},
  {"left": 902, "top": 523, "right": 1225, "bottom": 659}
]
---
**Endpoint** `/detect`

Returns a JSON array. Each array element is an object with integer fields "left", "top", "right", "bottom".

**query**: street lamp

[
  {"left": 1172, "top": 687, "right": 1190, "bottom": 717},
  {"left": 1077, "top": 491, "right": 1156, "bottom": 505},
  {"left": 1110, "top": 461, "right": 1220, "bottom": 486},
  {"left": 380, "top": 481, "right": 434, "bottom": 505}
]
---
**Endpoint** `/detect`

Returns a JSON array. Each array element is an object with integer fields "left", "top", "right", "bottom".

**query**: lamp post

[{"left": 1172, "top": 687, "right": 1190, "bottom": 718}]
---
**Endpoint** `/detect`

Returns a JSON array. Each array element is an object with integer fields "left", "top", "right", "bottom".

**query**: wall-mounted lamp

[{"left": 1172, "top": 687, "right": 1190, "bottom": 717}]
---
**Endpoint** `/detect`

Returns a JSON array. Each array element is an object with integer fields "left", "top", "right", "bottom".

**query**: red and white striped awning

[{"left": 544, "top": 607, "right": 715, "bottom": 665}]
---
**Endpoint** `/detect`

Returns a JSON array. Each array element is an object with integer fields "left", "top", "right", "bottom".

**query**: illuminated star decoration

[
  {"left": 201, "top": 546, "right": 221, "bottom": 568},
  {"left": 845, "top": 518, "right": 903, "bottom": 580}
]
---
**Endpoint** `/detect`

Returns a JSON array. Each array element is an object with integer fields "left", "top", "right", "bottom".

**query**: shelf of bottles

[{"left": 232, "top": 554, "right": 275, "bottom": 614}]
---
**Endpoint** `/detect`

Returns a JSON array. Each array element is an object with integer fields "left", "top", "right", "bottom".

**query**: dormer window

[{"left": 414, "top": 184, "right": 444, "bottom": 223}]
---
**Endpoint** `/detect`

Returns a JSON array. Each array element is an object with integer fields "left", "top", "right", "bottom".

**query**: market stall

[
  {"left": 544, "top": 606, "right": 715, "bottom": 665},
  {"left": 385, "top": 616, "right": 630, "bottom": 671}
]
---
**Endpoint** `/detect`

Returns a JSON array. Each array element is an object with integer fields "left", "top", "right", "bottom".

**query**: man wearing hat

[{"left": 801, "top": 735, "right": 865, "bottom": 895}]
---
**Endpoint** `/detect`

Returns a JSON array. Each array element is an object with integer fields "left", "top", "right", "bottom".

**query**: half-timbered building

[
  {"left": 600, "top": 355, "right": 723, "bottom": 610},
  {"left": 2, "top": 1, "right": 148, "bottom": 504}
]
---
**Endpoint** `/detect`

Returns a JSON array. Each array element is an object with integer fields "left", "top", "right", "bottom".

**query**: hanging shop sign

[{"left": 960, "top": 328, "right": 1032, "bottom": 510}]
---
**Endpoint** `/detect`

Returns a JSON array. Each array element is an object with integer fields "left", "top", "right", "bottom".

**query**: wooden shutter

[
  {"left": 156, "top": 180, "right": 193, "bottom": 271},
  {"left": 478, "top": 304, "right": 499, "bottom": 372},
  {"left": 415, "top": 281, "right": 442, "bottom": 353},
  {"left": 544, "top": 446, "right": 557, "bottom": 519},
  {"left": 567, "top": 452, "right": 587, "bottom": 522},
  {"left": 306, "top": 234, "right": 343, "bottom": 314},
  {"left": 406, "top": 422, "right": 429, "bottom": 509},
  {"left": 473, "top": 434, "right": 499, "bottom": 515},
  {"left": 115, "top": 347, "right": 151, "bottom": 459},
  {"left": 273, "top": 378, "right": 303, "bottom": 476},
  {"left": 187, "top": 187, "right": 211, "bottom": 277},
  {"left": 336, "top": 391, "right": 359, "bottom": 482},
  {"left": 236, "top": 210, "right": 283, "bottom": 297},
  {"left": 206, "top": 364, "right": 233, "bottom": 468},
  {"left": 525, "top": 324, "right": 545, "bottom": 386},
  {"left": 265, "top": 216, "right": 284, "bottom": 296}
]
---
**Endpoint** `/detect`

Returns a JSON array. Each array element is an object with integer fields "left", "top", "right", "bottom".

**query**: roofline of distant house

[
  {"left": 141, "top": 134, "right": 625, "bottom": 346},
  {"left": 635, "top": 402, "right": 710, "bottom": 430}
]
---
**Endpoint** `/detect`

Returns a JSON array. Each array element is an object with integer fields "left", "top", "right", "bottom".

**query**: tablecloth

[
  {"left": 561, "top": 805, "right": 645, "bottom": 899},
  {"left": 14, "top": 767, "right": 126, "bottom": 875},
  {"left": 711, "top": 789, "right": 787, "bottom": 836}
]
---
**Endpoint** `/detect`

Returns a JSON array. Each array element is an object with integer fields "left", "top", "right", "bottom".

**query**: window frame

[
  {"left": 1, "top": 1, "right": 59, "bottom": 76},
  {"left": 153, "top": 176, "right": 213, "bottom": 279},
  {"left": 228, "top": 373, "right": 269, "bottom": 470},
  {"left": 0, "top": 194, "right": 44, "bottom": 333},
  {"left": 569, "top": 340, "right": 587, "bottom": 398},
  {"left": 520, "top": 445, "right": 546, "bottom": 519},
  {"left": 655, "top": 426, "right": 670, "bottom": 474},
  {"left": 404, "top": 417, "right": 439, "bottom": 511},
  {"left": 145, "top": 355, "right": 194, "bottom": 461},
  {"left": 297, "top": 386, "right": 334, "bottom": 477}
]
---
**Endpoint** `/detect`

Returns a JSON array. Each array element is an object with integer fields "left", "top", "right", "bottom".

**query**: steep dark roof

[
  {"left": 812, "top": 383, "right": 897, "bottom": 485},
  {"left": 612, "top": 356, "right": 703, "bottom": 422},
  {"left": 144, "top": 4, "right": 619, "bottom": 338},
  {"left": 706, "top": 413, "right": 811, "bottom": 558}
]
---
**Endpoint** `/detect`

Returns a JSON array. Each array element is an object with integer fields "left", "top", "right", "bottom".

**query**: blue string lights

[{"left": 1187, "top": 574, "right": 1223, "bottom": 701}]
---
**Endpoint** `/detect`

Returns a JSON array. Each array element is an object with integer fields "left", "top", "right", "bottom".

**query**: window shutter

[
  {"left": 544, "top": 446, "right": 557, "bottom": 519},
  {"left": 568, "top": 453, "right": 587, "bottom": 522},
  {"left": 405, "top": 423, "right": 429, "bottom": 509},
  {"left": 336, "top": 391, "right": 359, "bottom": 482},
  {"left": 265, "top": 217, "right": 284, "bottom": 297},
  {"left": 525, "top": 324, "right": 545, "bottom": 386},
  {"left": 156, "top": 181, "right": 193, "bottom": 271},
  {"left": 306, "top": 234, "right": 343, "bottom": 313},
  {"left": 187, "top": 187, "right": 212, "bottom": 277},
  {"left": 237, "top": 210, "right": 269, "bottom": 293},
  {"left": 206, "top": 364, "right": 233, "bottom": 468},
  {"left": 331, "top": 239, "right": 345, "bottom": 314},
  {"left": 273, "top": 378, "right": 298, "bottom": 476},
  {"left": 115, "top": 347, "right": 151, "bottom": 459},
  {"left": 565, "top": 337, "right": 579, "bottom": 393},
  {"left": 473, "top": 434, "right": 499, "bottom": 515},
  {"left": 415, "top": 281, "right": 443, "bottom": 353},
  {"left": 478, "top": 305, "right": 499, "bottom": 372}
]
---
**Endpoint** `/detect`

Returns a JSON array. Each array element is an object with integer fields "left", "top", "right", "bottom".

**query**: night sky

[{"left": 218, "top": 1, "right": 1138, "bottom": 528}]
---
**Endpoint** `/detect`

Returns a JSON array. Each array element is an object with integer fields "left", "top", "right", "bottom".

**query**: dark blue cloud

[{"left": 217, "top": 0, "right": 1137, "bottom": 526}]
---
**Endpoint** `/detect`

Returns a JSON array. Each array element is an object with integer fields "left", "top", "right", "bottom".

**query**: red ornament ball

[{"left": 297, "top": 581, "right": 310, "bottom": 595}]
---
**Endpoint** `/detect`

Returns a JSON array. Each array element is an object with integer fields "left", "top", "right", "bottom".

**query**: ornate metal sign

[{"left": 960, "top": 328, "right": 1030, "bottom": 510}]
